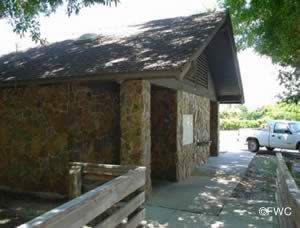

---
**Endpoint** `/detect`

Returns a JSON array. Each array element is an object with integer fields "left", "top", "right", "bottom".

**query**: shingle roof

[{"left": 0, "top": 11, "right": 226, "bottom": 82}]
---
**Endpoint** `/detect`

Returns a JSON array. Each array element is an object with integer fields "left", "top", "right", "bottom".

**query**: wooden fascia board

[
  {"left": 0, "top": 70, "right": 179, "bottom": 88},
  {"left": 225, "top": 11, "right": 245, "bottom": 103},
  {"left": 217, "top": 95, "right": 243, "bottom": 104}
]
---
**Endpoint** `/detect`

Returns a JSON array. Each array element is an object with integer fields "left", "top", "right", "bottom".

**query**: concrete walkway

[{"left": 144, "top": 147, "right": 279, "bottom": 227}]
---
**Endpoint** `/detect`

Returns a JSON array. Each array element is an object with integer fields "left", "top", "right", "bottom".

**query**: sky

[{"left": 0, "top": 0, "right": 282, "bottom": 109}]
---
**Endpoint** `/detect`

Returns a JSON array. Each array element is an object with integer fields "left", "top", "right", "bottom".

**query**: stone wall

[
  {"left": 0, "top": 79, "right": 213, "bottom": 193},
  {"left": 0, "top": 82, "right": 120, "bottom": 194},
  {"left": 151, "top": 86, "right": 177, "bottom": 181},
  {"left": 120, "top": 80, "right": 151, "bottom": 192},
  {"left": 151, "top": 87, "right": 210, "bottom": 182},
  {"left": 176, "top": 91, "right": 210, "bottom": 180}
]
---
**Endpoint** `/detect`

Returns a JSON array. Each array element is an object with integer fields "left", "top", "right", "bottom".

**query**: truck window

[
  {"left": 274, "top": 123, "right": 289, "bottom": 134},
  {"left": 289, "top": 122, "right": 300, "bottom": 133}
]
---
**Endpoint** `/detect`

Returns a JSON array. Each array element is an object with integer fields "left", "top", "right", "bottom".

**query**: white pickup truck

[{"left": 239, "top": 120, "right": 300, "bottom": 152}]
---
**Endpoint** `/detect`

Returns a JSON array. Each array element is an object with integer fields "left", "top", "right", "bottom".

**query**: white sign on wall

[{"left": 183, "top": 114, "right": 193, "bottom": 145}]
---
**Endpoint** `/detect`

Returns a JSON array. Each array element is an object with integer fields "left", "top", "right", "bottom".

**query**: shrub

[
  {"left": 220, "top": 118, "right": 267, "bottom": 130},
  {"left": 220, "top": 102, "right": 300, "bottom": 130}
]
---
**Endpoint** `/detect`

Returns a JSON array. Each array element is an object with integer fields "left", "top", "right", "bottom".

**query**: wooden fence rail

[
  {"left": 276, "top": 153, "right": 300, "bottom": 228},
  {"left": 18, "top": 163, "right": 146, "bottom": 228}
]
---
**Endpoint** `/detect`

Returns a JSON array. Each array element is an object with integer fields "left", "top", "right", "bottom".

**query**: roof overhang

[
  {"left": 151, "top": 12, "right": 244, "bottom": 104},
  {"left": 205, "top": 13, "right": 244, "bottom": 103},
  {"left": 177, "top": 12, "right": 244, "bottom": 104}
]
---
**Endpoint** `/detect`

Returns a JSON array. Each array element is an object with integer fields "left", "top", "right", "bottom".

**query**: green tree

[
  {"left": 0, "top": 0, "right": 118, "bottom": 43},
  {"left": 221, "top": 0, "right": 300, "bottom": 102},
  {"left": 278, "top": 67, "right": 300, "bottom": 103}
]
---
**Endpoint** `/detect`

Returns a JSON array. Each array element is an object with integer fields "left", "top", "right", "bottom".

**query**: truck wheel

[
  {"left": 266, "top": 147, "right": 274, "bottom": 151},
  {"left": 248, "top": 139, "right": 259, "bottom": 152}
]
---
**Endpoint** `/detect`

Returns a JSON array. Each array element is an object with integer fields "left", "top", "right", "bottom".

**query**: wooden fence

[
  {"left": 276, "top": 153, "right": 300, "bottom": 228},
  {"left": 18, "top": 163, "right": 146, "bottom": 228}
]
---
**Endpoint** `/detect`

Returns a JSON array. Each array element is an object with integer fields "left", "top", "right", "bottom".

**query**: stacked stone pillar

[
  {"left": 210, "top": 101, "right": 219, "bottom": 156},
  {"left": 120, "top": 80, "right": 151, "bottom": 193}
]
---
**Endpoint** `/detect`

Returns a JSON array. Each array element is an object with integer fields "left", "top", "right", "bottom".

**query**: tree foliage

[
  {"left": 220, "top": 103, "right": 300, "bottom": 130},
  {"left": 278, "top": 66, "right": 300, "bottom": 103},
  {"left": 222, "top": 0, "right": 300, "bottom": 65},
  {"left": 221, "top": 0, "right": 300, "bottom": 102},
  {"left": 0, "top": 0, "right": 118, "bottom": 43}
]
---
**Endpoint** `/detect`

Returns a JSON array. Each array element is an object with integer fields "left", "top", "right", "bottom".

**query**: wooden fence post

[{"left": 69, "top": 165, "right": 82, "bottom": 199}]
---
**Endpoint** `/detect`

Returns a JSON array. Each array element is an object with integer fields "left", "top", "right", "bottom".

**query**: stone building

[{"left": 0, "top": 11, "right": 243, "bottom": 194}]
